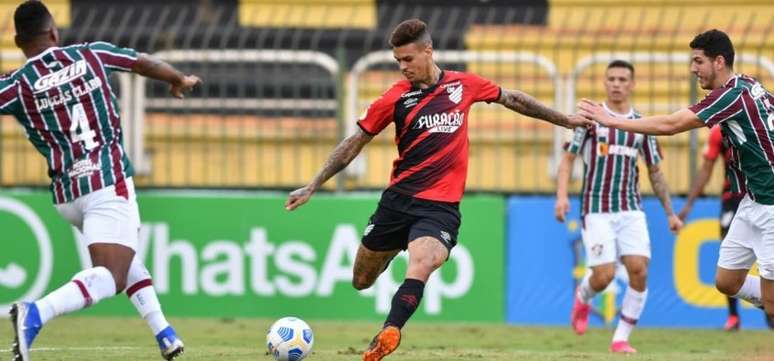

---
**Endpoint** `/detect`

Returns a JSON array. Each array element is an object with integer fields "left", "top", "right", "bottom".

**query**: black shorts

[
  {"left": 720, "top": 196, "right": 743, "bottom": 239},
  {"left": 361, "top": 190, "right": 461, "bottom": 252}
]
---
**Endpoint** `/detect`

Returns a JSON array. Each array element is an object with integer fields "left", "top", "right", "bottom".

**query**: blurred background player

[
  {"left": 286, "top": 18, "right": 591, "bottom": 361},
  {"left": 579, "top": 28, "right": 774, "bottom": 335},
  {"left": 679, "top": 125, "right": 745, "bottom": 330},
  {"left": 555, "top": 60, "right": 683, "bottom": 354},
  {"left": 679, "top": 125, "right": 774, "bottom": 330},
  {"left": 5, "top": 1, "right": 200, "bottom": 360}
]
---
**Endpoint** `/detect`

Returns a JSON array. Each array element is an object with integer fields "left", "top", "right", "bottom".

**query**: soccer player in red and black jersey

[{"left": 286, "top": 19, "right": 592, "bottom": 361}]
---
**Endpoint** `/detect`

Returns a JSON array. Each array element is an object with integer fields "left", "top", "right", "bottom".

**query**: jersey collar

[
  {"left": 602, "top": 102, "right": 634, "bottom": 119},
  {"left": 411, "top": 70, "right": 446, "bottom": 92}
]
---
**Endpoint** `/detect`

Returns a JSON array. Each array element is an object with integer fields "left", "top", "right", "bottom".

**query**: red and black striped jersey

[
  {"left": 703, "top": 125, "right": 746, "bottom": 201},
  {"left": 357, "top": 70, "right": 500, "bottom": 203}
]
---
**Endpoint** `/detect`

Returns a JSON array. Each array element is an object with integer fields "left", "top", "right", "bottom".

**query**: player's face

[
  {"left": 691, "top": 49, "right": 718, "bottom": 90},
  {"left": 604, "top": 67, "right": 634, "bottom": 103},
  {"left": 393, "top": 42, "right": 432, "bottom": 84}
]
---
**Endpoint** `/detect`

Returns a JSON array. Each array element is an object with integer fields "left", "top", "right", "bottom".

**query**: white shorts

[
  {"left": 718, "top": 195, "right": 774, "bottom": 280},
  {"left": 581, "top": 210, "right": 651, "bottom": 267},
  {"left": 55, "top": 178, "right": 140, "bottom": 250}
]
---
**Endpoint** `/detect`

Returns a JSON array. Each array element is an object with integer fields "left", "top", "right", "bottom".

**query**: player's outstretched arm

[
  {"left": 285, "top": 128, "right": 374, "bottom": 211},
  {"left": 132, "top": 54, "right": 202, "bottom": 98},
  {"left": 678, "top": 158, "right": 715, "bottom": 221},
  {"left": 648, "top": 164, "right": 683, "bottom": 233},
  {"left": 578, "top": 99, "right": 704, "bottom": 135},
  {"left": 497, "top": 89, "right": 592, "bottom": 129},
  {"left": 555, "top": 152, "right": 576, "bottom": 223}
]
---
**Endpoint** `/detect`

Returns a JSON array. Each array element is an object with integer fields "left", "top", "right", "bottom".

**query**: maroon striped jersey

[
  {"left": 565, "top": 103, "right": 662, "bottom": 215},
  {"left": 689, "top": 74, "right": 774, "bottom": 204},
  {"left": 0, "top": 42, "right": 137, "bottom": 204},
  {"left": 357, "top": 70, "right": 501, "bottom": 202}
]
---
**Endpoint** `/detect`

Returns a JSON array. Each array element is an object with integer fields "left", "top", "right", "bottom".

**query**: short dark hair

[
  {"left": 389, "top": 19, "right": 432, "bottom": 48},
  {"left": 607, "top": 60, "right": 635, "bottom": 77},
  {"left": 690, "top": 29, "right": 735, "bottom": 68},
  {"left": 14, "top": 1, "right": 53, "bottom": 44}
]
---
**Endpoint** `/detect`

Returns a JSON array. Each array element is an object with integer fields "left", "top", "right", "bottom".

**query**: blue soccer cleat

[
  {"left": 155, "top": 326, "right": 184, "bottom": 360},
  {"left": 10, "top": 302, "right": 43, "bottom": 361}
]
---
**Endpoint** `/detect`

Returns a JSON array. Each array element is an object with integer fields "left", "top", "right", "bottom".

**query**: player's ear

[
  {"left": 49, "top": 27, "right": 60, "bottom": 45},
  {"left": 13, "top": 35, "right": 22, "bottom": 50}
]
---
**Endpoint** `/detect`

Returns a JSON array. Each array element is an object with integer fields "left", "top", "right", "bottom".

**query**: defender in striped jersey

[
  {"left": 285, "top": 19, "right": 592, "bottom": 361},
  {"left": 6, "top": 2, "right": 200, "bottom": 361},
  {"left": 556, "top": 60, "right": 682, "bottom": 354},
  {"left": 579, "top": 29, "right": 774, "bottom": 328}
]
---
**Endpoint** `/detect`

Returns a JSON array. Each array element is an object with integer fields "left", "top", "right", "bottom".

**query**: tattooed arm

[
  {"left": 132, "top": 54, "right": 201, "bottom": 98},
  {"left": 286, "top": 128, "right": 374, "bottom": 210},
  {"left": 648, "top": 164, "right": 683, "bottom": 233},
  {"left": 497, "top": 89, "right": 592, "bottom": 128}
]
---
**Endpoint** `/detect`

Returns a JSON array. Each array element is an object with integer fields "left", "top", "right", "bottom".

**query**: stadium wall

[
  {"left": 506, "top": 196, "right": 770, "bottom": 329},
  {"left": 0, "top": 190, "right": 504, "bottom": 322},
  {"left": 0, "top": 190, "right": 761, "bottom": 328}
]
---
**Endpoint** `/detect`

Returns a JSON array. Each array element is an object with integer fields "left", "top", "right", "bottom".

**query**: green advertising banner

[{"left": 0, "top": 190, "right": 505, "bottom": 322}]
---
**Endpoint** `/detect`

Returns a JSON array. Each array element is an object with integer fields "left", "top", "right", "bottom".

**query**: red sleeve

[
  {"left": 468, "top": 73, "right": 501, "bottom": 103},
  {"left": 356, "top": 82, "right": 406, "bottom": 136},
  {"left": 703, "top": 125, "right": 722, "bottom": 160}
]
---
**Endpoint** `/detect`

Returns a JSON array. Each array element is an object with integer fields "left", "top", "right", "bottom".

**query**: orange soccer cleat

[{"left": 363, "top": 326, "right": 401, "bottom": 361}]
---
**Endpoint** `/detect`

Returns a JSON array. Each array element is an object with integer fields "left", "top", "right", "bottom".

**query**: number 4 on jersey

[{"left": 68, "top": 103, "right": 98, "bottom": 150}]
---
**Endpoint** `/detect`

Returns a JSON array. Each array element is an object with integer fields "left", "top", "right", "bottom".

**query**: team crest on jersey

[
  {"left": 591, "top": 243, "right": 604, "bottom": 257},
  {"left": 447, "top": 84, "right": 463, "bottom": 104},
  {"left": 33, "top": 60, "right": 87, "bottom": 94}
]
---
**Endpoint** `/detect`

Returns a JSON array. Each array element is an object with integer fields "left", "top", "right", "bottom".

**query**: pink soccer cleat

[
  {"left": 570, "top": 291, "right": 590, "bottom": 335},
  {"left": 609, "top": 340, "right": 637, "bottom": 354}
]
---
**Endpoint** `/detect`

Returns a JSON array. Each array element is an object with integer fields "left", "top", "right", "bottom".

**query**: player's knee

[
  {"left": 352, "top": 275, "right": 375, "bottom": 290},
  {"left": 715, "top": 277, "right": 741, "bottom": 296},
  {"left": 413, "top": 255, "right": 444, "bottom": 275},
  {"left": 111, "top": 271, "right": 128, "bottom": 293},
  {"left": 629, "top": 265, "right": 648, "bottom": 283},
  {"left": 591, "top": 268, "right": 615, "bottom": 287}
]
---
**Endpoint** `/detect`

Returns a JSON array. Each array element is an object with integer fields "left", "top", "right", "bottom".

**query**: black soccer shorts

[{"left": 361, "top": 190, "right": 461, "bottom": 252}]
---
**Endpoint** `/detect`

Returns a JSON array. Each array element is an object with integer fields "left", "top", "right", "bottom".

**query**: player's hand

[
  {"left": 555, "top": 196, "right": 570, "bottom": 223},
  {"left": 286, "top": 185, "right": 315, "bottom": 211},
  {"left": 566, "top": 113, "right": 594, "bottom": 129},
  {"left": 577, "top": 99, "right": 612, "bottom": 126},
  {"left": 169, "top": 75, "right": 202, "bottom": 99},
  {"left": 677, "top": 206, "right": 691, "bottom": 222},
  {"left": 667, "top": 214, "right": 684, "bottom": 234}
]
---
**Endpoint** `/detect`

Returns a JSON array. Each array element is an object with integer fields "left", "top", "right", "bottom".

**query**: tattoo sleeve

[
  {"left": 310, "top": 130, "right": 372, "bottom": 190},
  {"left": 649, "top": 166, "right": 675, "bottom": 216},
  {"left": 497, "top": 89, "right": 569, "bottom": 128}
]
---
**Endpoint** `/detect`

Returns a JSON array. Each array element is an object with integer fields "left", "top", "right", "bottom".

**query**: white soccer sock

[
  {"left": 126, "top": 258, "right": 170, "bottom": 335},
  {"left": 613, "top": 286, "right": 647, "bottom": 342},
  {"left": 35, "top": 266, "right": 116, "bottom": 325},
  {"left": 577, "top": 272, "right": 597, "bottom": 304},
  {"left": 734, "top": 275, "right": 763, "bottom": 308}
]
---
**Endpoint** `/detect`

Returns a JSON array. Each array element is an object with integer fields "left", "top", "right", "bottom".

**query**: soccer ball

[{"left": 266, "top": 317, "right": 314, "bottom": 361}]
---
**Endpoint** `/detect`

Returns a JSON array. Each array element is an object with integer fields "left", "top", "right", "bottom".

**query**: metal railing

[{"left": 1, "top": 1, "right": 773, "bottom": 195}]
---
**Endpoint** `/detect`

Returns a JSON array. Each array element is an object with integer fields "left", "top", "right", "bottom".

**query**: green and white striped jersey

[
  {"left": 689, "top": 74, "right": 774, "bottom": 204},
  {"left": 565, "top": 103, "right": 662, "bottom": 215},
  {"left": 0, "top": 42, "right": 138, "bottom": 204}
]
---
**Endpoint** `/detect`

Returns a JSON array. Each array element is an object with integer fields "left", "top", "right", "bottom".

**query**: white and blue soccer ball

[{"left": 266, "top": 317, "right": 314, "bottom": 361}]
